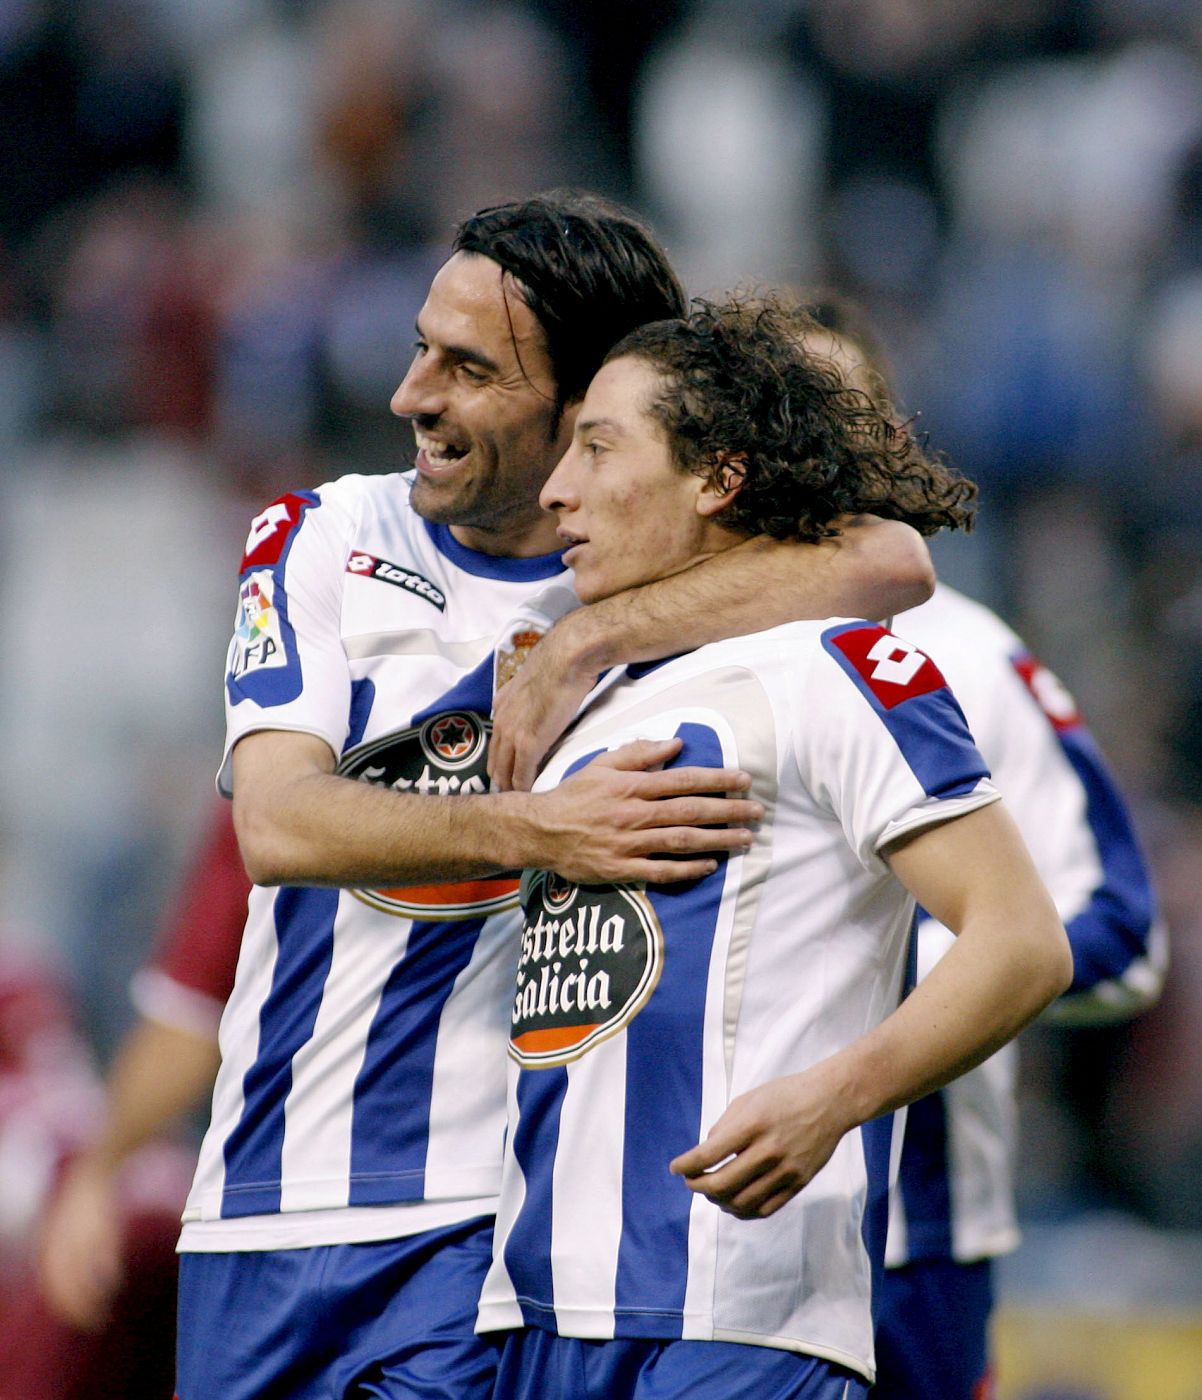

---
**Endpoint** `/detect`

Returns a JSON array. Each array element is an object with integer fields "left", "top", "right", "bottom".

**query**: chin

[
  {"left": 574, "top": 576, "right": 622, "bottom": 605},
  {"left": 409, "top": 477, "right": 464, "bottom": 524}
]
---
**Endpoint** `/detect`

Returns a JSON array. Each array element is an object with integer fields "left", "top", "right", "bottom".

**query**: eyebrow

[
  {"left": 575, "top": 416, "right": 625, "bottom": 438},
  {"left": 414, "top": 319, "right": 502, "bottom": 375}
]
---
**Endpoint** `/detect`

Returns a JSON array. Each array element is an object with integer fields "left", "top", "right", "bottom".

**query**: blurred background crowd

[{"left": 0, "top": 0, "right": 1199, "bottom": 1392}]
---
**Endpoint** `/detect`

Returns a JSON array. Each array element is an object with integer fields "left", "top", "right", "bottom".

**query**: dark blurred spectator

[{"left": 0, "top": 939, "right": 186, "bottom": 1400}]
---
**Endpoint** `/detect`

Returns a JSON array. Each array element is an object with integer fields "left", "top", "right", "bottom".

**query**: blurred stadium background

[{"left": 0, "top": 2, "right": 1198, "bottom": 1395}]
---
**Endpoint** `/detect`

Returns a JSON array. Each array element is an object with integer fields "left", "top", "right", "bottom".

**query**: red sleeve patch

[
  {"left": 240, "top": 493, "right": 313, "bottom": 571},
  {"left": 1010, "top": 653, "right": 1082, "bottom": 733},
  {"left": 828, "top": 624, "right": 948, "bottom": 710}
]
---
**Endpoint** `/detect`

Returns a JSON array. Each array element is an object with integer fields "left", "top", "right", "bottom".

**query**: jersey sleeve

[
  {"left": 218, "top": 485, "right": 358, "bottom": 794},
  {"left": 989, "top": 650, "right": 1164, "bottom": 1023},
  {"left": 129, "top": 800, "right": 250, "bottom": 1038},
  {"left": 796, "top": 622, "right": 1000, "bottom": 871}
]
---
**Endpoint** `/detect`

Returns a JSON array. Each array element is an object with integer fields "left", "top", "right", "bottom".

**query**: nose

[
  {"left": 540, "top": 444, "right": 580, "bottom": 515},
  {"left": 391, "top": 351, "right": 442, "bottom": 420}
]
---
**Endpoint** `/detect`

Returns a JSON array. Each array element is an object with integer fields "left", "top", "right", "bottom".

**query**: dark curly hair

[{"left": 605, "top": 292, "right": 976, "bottom": 541}]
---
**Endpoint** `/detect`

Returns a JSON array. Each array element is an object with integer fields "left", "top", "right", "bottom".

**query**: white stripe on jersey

[
  {"left": 278, "top": 899, "right": 408, "bottom": 1212},
  {"left": 552, "top": 1050, "right": 625, "bottom": 1337}
]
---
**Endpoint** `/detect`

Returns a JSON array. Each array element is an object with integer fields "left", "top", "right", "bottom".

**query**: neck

[{"left": 450, "top": 513, "right": 563, "bottom": 559}]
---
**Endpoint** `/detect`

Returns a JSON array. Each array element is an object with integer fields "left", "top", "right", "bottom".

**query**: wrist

[
  {"left": 554, "top": 603, "right": 617, "bottom": 679},
  {"left": 477, "top": 790, "right": 543, "bottom": 871}
]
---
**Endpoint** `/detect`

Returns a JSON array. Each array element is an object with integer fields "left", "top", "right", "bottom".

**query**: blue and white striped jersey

[
  {"left": 884, "top": 585, "right": 1165, "bottom": 1268},
  {"left": 180, "top": 472, "right": 571, "bottom": 1252},
  {"left": 477, "top": 618, "right": 1000, "bottom": 1382}
]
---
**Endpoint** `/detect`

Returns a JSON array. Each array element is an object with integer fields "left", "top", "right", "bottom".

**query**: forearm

[
  {"left": 549, "top": 519, "right": 933, "bottom": 681},
  {"left": 79, "top": 1018, "right": 221, "bottom": 1173},
  {"left": 831, "top": 905, "right": 1072, "bottom": 1131},
  {"left": 235, "top": 762, "right": 535, "bottom": 887},
  {"left": 234, "top": 731, "right": 760, "bottom": 889}
]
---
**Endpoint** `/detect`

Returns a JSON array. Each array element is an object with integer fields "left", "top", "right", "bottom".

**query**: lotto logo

[
  {"left": 1012, "top": 653, "right": 1081, "bottom": 732},
  {"left": 343, "top": 551, "right": 447, "bottom": 610},
  {"left": 866, "top": 633, "right": 927, "bottom": 686},
  {"left": 826, "top": 623, "right": 947, "bottom": 710},
  {"left": 240, "top": 493, "right": 316, "bottom": 570}
]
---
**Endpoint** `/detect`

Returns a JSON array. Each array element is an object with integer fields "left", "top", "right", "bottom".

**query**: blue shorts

[
  {"left": 492, "top": 1327, "right": 869, "bottom": 1400},
  {"left": 873, "top": 1256, "right": 994, "bottom": 1400},
  {"left": 176, "top": 1216, "right": 498, "bottom": 1400}
]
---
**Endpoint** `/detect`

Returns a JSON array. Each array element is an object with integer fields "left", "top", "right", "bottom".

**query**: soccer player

[
  {"left": 477, "top": 293, "right": 1074, "bottom": 1398},
  {"left": 174, "top": 194, "right": 936, "bottom": 1400},
  {"left": 796, "top": 297, "right": 1166, "bottom": 1400}
]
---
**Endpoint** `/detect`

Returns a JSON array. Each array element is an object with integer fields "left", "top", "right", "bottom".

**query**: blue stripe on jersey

[
  {"left": 347, "top": 916, "right": 487, "bottom": 1203},
  {"left": 894, "top": 1090, "right": 953, "bottom": 1263},
  {"left": 423, "top": 519, "right": 565, "bottom": 581},
  {"left": 226, "top": 490, "right": 319, "bottom": 710},
  {"left": 860, "top": 1111, "right": 896, "bottom": 1324},
  {"left": 220, "top": 885, "right": 340, "bottom": 1216},
  {"left": 821, "top": 622, "right": 989, "bottom": 800},
  {"left": 505, "top": 1065, "right": 569, "bottom": 1328},
  {"left": 613, "top": 722, "right": 727, "bottom": 1336},
  {"left": 1056, "top": 726, "right": 1158, "bottom": 993},
  {"left": 345, "top": 677, "right": 376, "bottom": 752},
  {"left": 412, "top": 651, "right": 496, "bottom": 725}
]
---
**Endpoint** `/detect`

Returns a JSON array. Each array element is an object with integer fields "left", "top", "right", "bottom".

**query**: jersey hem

[{"left": 178, "top": 1196, "right": 498, "bottom": 1252}]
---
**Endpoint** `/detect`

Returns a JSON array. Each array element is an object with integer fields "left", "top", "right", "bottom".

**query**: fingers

[
  {"left": 614, "top": 857, "right": 724, "bottom": 885},
  {"left": 511, "top": 743, "right": 542, "bottom": 794},
  {"left": 592, "top": 737, "right": 684, "bottom": 772},
  {"left": 628, "top": 795, "right": 763, "bottom": 831},
  {"left": 673, "top": 1145, "right": 800, "bottom": 1220},
  {"left": 487, "top": 731, "right": 515, "bottom": 792}
]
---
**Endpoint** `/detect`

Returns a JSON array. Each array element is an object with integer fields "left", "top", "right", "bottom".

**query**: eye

[{"left": 457, "top": 362, "right": 488, "bottom": 385}]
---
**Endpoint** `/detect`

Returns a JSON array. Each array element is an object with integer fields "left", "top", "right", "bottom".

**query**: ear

[{"left": 696, "top": 452, "right": 746, "bottom": 518}]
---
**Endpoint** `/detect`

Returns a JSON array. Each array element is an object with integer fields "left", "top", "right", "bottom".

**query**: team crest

[
  {"left": 230, "top": 571, "right": 285, "bottom": 677},
  {"left": 494, "top": 628, "right": 544, "bottom": 689},
  {"left": 509, "top": 871, "right": 665, "bottom": 1068},
  {"left": 338, "top": 712, "right": 518, "bottom": 919}
]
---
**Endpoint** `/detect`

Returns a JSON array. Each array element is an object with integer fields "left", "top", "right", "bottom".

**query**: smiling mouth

[{"left": 414, "top": 430, "right": 468, "bottom": 473}]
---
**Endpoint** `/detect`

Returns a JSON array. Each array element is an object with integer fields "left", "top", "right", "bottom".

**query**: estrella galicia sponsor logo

[
  {"left": 337, "top": 712, "right": 519, "bottom": 919},
  {"left": 509, "top": 871, "right": 664, "bottom": 1068},
  {"left": 230, "top": 570, "right": 286, "bottom": 677},
  {"left": 346, "top": 552, "right": 446, "bottom": 611}
]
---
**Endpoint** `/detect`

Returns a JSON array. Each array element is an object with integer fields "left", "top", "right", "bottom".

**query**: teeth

[{"left": 415, "top": 431, "right": 466, "bottom": 464}]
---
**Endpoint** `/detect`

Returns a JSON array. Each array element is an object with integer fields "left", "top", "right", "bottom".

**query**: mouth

[
  {"left": 414, "top": 430, "right": 469, "bottom": 476},
  {"left": 556, "top": 527, "right": 588, "bottom": 567}
]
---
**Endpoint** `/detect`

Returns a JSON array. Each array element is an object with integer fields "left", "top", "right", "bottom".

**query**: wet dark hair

[
  {"left": 606, "top": 292, "right": 977, "bottom": 541},
  {"left": 453, "top": 190, "right": 687, "bottom": 416}
]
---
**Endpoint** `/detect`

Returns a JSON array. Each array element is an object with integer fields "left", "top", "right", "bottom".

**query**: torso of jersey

[
  {"left": 883, "top": 585, "right": 1163, "bottom": 1268},
  {"left": 476, "top": 618, "right": 999, "bottom": 1382},
  {"left": 181, "top": 473, "right": 571, "bottom": 1252}
]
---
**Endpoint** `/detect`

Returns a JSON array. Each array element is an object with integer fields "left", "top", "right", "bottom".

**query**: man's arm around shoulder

[{"left": 231, "top": 729, "right": 765, "bottom": 890}]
